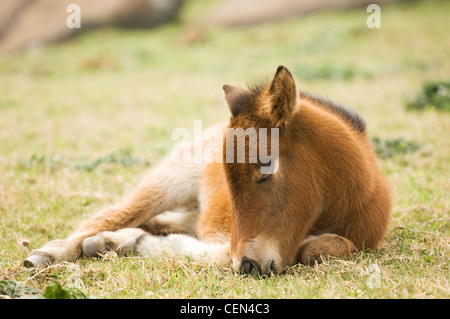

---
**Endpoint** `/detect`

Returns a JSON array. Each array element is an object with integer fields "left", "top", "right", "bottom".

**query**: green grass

[
  {"left": 0, "top": 0, "right": 449, "bottom": 299},
  {"left": 407, "top": 81, "right": 450, "bottom": 111}
]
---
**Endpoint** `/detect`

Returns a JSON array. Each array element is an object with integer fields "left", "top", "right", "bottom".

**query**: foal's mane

[
  {"left": 246, "top": 81, "right": 367, "bottom": 133},
  {"left": 299, "top": 89, "right": 366, "bottom": 133}
]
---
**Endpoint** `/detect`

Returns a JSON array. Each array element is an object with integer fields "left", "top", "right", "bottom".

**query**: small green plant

[
  {"left": 407, "top": 81, "right": 450, "bottom": 111},
  {"left": 0, "top": 280, "right": 41, "bottom": 298},
  {"left": 0, "top": 279, "right": 87, "bottom": 299},
  {"left": 293, "top": 64, "right": 356, "bottom": 81},
  {"left": 372, "top": 136, "right": 421, "bottom": 159},
  {"left": 74, "top": 148, "right": 150, "bottom": 172},
  {"left": 17, "top": 148, "right": 150, "bottom": 172},
  {"left": 42, "top": 279, "right": 87, "bottom": 299}
]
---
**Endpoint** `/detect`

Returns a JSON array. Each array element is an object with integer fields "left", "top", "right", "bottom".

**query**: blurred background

[
  {"left": 0, "top": 0, "right": 396, "bottom": 54},
  {"left": 0, "top": 0, "right": 449, "bottom": 176},
  {"left": 0, "top": 0, "right": 448, "bottom": 159}
]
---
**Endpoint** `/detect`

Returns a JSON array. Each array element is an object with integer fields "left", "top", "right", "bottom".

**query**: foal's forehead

[{"left": 229, "top": 111, "right": 271, "bottom": 130}]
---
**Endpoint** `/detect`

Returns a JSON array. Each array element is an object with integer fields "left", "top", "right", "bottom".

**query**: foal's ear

[
  {"left": 223, "top": 85, "right": 252, "bottom": 117},
  {"left": 262, "top": 66, "right": 299, "bottom": 127}
]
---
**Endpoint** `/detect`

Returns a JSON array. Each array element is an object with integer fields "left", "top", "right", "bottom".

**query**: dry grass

[{"left": 0, "top": 0, "right": 449, "bottom": 299}]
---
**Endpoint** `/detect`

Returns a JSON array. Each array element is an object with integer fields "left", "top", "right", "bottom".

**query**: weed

[
  {"left": 17, "top": 149, "right": 150, "bottom": 172},
  {"left": 0, "top": 280, "right": 41, "bottom": 299},
  {"left": 42, "top": 279, "right": 87, "bottom": 299},
  {"left": 371, "top": 137, "right": 421, "bottom": 159},
  {"left": 407, "top": 81, "right": 450, "bottom": 111},
  {"left": 293, "top": 64, "right": 357, "bottom": 81}
]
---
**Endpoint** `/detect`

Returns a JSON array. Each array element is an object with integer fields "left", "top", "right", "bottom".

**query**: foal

[{"left": 24, "top": 66, "right": 391, "bottom": 275}]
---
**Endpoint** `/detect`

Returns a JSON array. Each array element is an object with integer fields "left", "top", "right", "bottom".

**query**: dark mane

[
  {"left": 300, "top": 89, "right": 366, "bottom": 133},
  {"left": 246, "top": 80, "right": 366, "bottom": 133}
]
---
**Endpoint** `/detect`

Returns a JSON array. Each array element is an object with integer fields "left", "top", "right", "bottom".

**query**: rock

[
  {"left": 0, "top": 0, "right": 185, "bottom": 54},
  {"left": 197, "top": 0, "right": 397, "bottom": 28}
]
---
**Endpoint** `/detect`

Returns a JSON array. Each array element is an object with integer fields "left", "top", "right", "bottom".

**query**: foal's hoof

[
  {"left": 82, "top": 236, "right": 107, "bottom": 257},
  {"left": 24, "top": 253, "right": 53, "bottom": 268}
]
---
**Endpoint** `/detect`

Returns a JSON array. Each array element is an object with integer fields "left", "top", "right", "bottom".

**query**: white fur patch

[{"left": 136, "top": 233, "right": 230, "bottom": 267}]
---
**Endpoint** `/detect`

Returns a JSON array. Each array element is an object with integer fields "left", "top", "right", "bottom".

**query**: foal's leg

[
  {"left": 297, "top": 234, "right": 356, "bottom": 266},
  {"left": 82, "top": 228, "right": 231, "bottom": 268},
  {"left": 140, "top": 206, "right": 199, "bottom": 237},
  {"left": 24, "top": 156, "right": 204, "bottom": 268}
]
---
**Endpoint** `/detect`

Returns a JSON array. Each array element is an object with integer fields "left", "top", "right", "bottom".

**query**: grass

[{"left": 0, "top": 0, "right": 449, "bottom": 299}]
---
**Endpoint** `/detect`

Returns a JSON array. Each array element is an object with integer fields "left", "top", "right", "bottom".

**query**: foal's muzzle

[{"left": 239, "top": 256, "right": 276, "bottom": 276}]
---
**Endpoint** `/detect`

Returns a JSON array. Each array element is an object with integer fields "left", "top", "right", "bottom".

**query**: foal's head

[{"left": 222, "top": 66, "right": 305, "bottom": 275}]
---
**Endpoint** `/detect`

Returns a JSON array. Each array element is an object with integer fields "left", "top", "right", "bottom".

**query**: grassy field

[{"left": 0, "top": 0, "right": 449, "bottom": 299}]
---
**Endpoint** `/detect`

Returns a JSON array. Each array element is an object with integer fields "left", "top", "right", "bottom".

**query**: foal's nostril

[
  {"left": 240, "top": 257, "right": 262, "bottom": 275},
  {"left": 269, "top": 259, "right": 276, "bottom": 273}
]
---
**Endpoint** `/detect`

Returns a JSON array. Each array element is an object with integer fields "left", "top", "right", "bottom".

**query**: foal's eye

[{"left": 256, "top": 174, "right": 272, "bottom": 184}]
